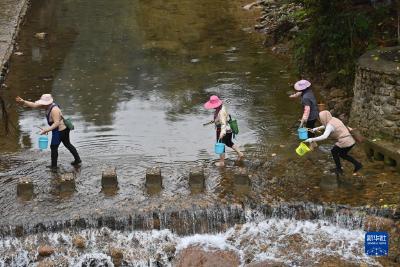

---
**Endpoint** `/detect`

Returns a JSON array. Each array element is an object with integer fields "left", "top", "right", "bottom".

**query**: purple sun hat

[{"left": 294, "top": 80, "right": 311, "bottom": 91}]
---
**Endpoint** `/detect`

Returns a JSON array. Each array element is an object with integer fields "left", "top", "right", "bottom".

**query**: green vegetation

[{"left": 291, "top": 0, "right": 398, "bottom": 87}]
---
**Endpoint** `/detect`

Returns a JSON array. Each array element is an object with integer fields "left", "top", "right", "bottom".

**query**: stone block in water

[
  {"left": 146, "top": 167, "right": 162, "bottom": 186},
  {"left": 189, "top": 167, "right": 205, "bottom": 188},
  {"left": 59, "top": 173, "right": 76, "bottom": 193},
  {"left": 233, "top": 167, "right": 251, "bottom": 186},
  {"left": 17, "top": 177, "right": 33, "bottom": 199},
  {"left": 102, "top": 167, "right": 118, "bottom": 188}
]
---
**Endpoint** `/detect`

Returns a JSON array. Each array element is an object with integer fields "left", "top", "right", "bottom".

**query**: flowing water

[{"left": 0, "top": 0, "right": 399, "bottom": 266}]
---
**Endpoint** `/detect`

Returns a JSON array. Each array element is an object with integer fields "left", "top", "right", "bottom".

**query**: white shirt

[{"left": 307, "top": 124, "right": 335, "bottom": 142}]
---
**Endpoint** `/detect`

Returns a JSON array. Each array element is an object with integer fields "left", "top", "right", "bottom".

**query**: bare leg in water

[{"left": 216, "top": 145, "right": 244, "bottom": 167}]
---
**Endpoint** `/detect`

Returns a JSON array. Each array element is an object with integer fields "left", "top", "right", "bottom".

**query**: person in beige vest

[{"left": 304, "top": 110, "right": 362, "bottom": 176}]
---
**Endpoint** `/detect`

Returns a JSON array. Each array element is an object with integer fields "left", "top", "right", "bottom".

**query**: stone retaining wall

[
  {"left": 350, "top": 46, "right": 400, "bottom": 141},
  {"left": 0, "top": 0, "right": 30, "bottom": 84}
]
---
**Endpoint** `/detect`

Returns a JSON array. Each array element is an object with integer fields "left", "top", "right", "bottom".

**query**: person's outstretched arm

[
  {"left": 305, "top": 124, "right": 334, "bottom": 143},
  {"left": 16, "top": 96, "right": 41, "bottom": 108}
]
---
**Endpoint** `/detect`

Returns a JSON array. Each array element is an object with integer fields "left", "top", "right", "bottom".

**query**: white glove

[{"left": 304, "top": 138, "right": 313, "bottom": 143}]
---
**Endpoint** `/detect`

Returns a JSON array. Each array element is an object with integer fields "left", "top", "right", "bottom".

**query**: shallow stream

[{"left": 0, "top": 0, "right": 399, "bottom": 266}]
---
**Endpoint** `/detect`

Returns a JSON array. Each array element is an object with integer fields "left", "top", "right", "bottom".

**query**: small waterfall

[
  {"left": 0, "top": 202, "right": 396, "bottom": 238},
  {"left": 0, "top": 209, "right": 385, "bottom": 267}
]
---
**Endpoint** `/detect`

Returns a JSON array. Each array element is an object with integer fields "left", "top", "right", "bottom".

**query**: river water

[{"left": 0, "top": 0, "right": 399, "bottom": 266}]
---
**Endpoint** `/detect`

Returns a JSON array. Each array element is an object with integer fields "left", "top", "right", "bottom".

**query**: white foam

[{"left": 0, "top": 218, "right": 382, "bottom": 267}]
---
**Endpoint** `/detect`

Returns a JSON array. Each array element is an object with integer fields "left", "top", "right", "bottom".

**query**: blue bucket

[
  {"left": 38, "top": 135, "right": 48, "bottom": 150},
  {"left": 298, "top": 128, "right": 308, "bottom": 140},
  {"left": 215, "top": 141, "right": 225, "bottom": 154}
]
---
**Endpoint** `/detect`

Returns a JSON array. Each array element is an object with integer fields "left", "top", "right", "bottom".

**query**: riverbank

[
  {"left": 245, "top": 0, "right": 400, "bottom": 125},
  {"left": 0, "top": 0, "right": 30, "bottom": 85}
]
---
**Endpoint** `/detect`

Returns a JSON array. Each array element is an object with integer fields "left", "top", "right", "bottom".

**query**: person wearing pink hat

[
  {"left": 204, "top": 95, "right": 243, "bottom": 167},
  {"left": 16, "top": 94, "right": 81, "bottom": 169},
  {"left": 289, "top": 79, "right": 319, "bottom": 137}
]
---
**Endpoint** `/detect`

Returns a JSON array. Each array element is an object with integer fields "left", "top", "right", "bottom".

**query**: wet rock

[
  {"left": 163, "top": 243, "right": 176, "bottom": 260},
  {"left": 17, "top": 177, "right": 33, "bottom": 199},
  {"left": 35, "top": 32, "right": 47, "bottom": 40},
  {"left": 174, "top": 246, "right": 240, "bottom": 267},
  {"left": 72, "top": 235, "right": 86, "bottom": 249},
  {"left": 363, "top": 215, "right": 395, "bottom": 232},
  {"left": 243, "top": 1, "right": 262, "bottom": 11},
  {"left": 102, "top": 167, "right": 118, "bottom": 189},
  {"left": 38, "top": 245, "right": 55, "bottom": 257},
  {"left": 15, "top": 225, "right": 24, "bottom": 237},
  {"left": 109, "top": 247, "right": 124, "bottom": 267},
  {"left": 58, "top": 173, "right": 75, "bottom": 193},
  {"left": 146, "top": 167, "right": 162, "bottom": 187}
]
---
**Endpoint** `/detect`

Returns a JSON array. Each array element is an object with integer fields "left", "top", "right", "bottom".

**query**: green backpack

[{"left": 229, "top": 115, "right": 239, "bottom": 136}]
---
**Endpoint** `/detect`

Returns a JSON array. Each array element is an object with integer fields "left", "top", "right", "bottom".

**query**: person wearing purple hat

[
  {"left": 289, "top": 79, "right": 319, "bottom": 137},
  {"left": 16, "top": 94, "right": 81, "bottom": 169},
  {"left": 204, "top": 95, "right": 243, "bottom": 167}
]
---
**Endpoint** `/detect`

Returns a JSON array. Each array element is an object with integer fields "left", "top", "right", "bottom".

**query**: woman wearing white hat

[
  {"left": 16, "top": 94, "right": 81, "bottom": 169},
  {"left": 204, "top": 95, "right": 243, "bottom": 167},
  {"left": 289, "top": 79, "right": 319, "bottom": 137}
]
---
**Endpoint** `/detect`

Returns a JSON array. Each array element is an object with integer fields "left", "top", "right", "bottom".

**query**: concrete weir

[
  {"left": 58, "top": 173, "right": 76, "bottom": 193},
  {"left": 0, "top": 0, "right": 30, "bottom": 83},
  {"left": 364, "top": 140, "right": 400, "bottom": 172},
  {"left": 189, "top": 167, "right": 205, "bottom": 190},
  {"left": 17, "top": 177, "right": 33, "bottom": 199},
  {"left": 145, "top": 167, "right": 162, "bottom": 187},
  {"left": 102, "top": 167, "right": 118, "bottom": 189}
]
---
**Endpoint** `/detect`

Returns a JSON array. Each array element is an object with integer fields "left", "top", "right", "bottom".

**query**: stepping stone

[
  {"left": 189, "top": 167, "right": 205, "bottom": 190},
  {"left": 233, "top": 167, "right": 251, "bottom": 186},
  {"left": 59, "top": 173, "right": 75, "bottom": 193},
  {"left": 146, "top": 167, "right": 162, "bottom": 187},
  {"left": 17, "top": 177, "right": 33, "bottom": 199},
  {"left": 102, "top": 167, "right": 118, "bottom": 188}
]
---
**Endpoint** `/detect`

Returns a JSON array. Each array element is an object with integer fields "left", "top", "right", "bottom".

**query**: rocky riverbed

[{"left": 1, "top": 208, "right": 399, "bottom": 266}]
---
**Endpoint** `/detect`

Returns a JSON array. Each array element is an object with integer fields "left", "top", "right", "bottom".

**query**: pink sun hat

[
  {"left": 35, "top": 94, "right": 54, "bottom": 105},
  {"left": 204, "top": 95, "right": 223, "bottom": 109},
  {"left": 294, "top": 80, "right": 311, "bottom": 91}
]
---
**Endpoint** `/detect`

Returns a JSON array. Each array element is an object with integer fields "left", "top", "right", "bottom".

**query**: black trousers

[
  {"left": 216, "top": 129, "right": 234, "bottom": 148},
  {"left": 306, "top": 119, "right": 316, "bottom": 138},
  {"left": 50, "top": 129, "right": 80, "bottom": 167},
  {"left": 331, "top": 145, "right": 361, "bottom": 171}
]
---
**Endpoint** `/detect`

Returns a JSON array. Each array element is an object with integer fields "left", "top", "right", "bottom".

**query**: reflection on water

[{"left": 1, "top": 0, "right": 295, "bottom": 158}]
